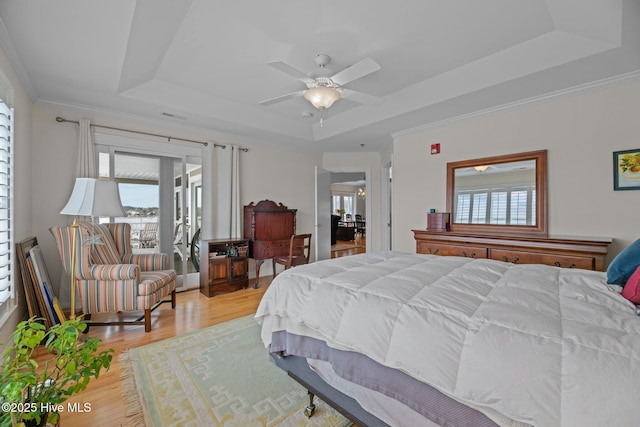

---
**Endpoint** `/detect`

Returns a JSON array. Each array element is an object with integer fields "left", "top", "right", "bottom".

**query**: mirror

[{"left": 446, "top": 150, "right": 547, "bottom": 236}]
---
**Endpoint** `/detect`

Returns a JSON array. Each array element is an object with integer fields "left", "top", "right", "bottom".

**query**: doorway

[
  {"left": 96, "top": 141, "right": 202, "bottom": 290},
  {"left": 383, "top": 160, "right": 392, "bottom": 250},
  {"left": 323, "top": 171, "right": 369, "bottom": 258}
]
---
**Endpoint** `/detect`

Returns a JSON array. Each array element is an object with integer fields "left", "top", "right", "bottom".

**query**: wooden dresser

[
  {"left": 413, "top": 230, "right": 612, "bottom": 271},
  {"left": 244, "top": 200, "right": 297, "bottom": 287},
  {"left": 199, "top": 238, "right": 249, "bottom": 297}
]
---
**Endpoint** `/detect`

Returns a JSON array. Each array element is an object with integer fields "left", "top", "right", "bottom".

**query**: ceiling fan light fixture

[{"left": 304, "top": 86, "right": 341, "bottom": 110}]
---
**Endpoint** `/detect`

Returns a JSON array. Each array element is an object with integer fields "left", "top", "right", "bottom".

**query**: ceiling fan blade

[
  {"left": 341, "top": 88, "right": 384, "bottom": 106},
  {"left": 330, "top": 58, "right": 381, "bottom": 86},
  {"left": 259, "top": 90, "right": 305, "bottom": 106},
  {"left": 267, "top": 61, "right": 315, "bottom": 85}
]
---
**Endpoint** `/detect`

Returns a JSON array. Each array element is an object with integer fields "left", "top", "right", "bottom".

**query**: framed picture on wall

[{"left": 613, "top": 149, "right": 640, "bottom": 190}]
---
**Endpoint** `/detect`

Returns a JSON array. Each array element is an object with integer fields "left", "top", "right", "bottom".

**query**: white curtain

[
  {"left": 202, "top": 144, "right": 242, "bottom": 240},
  {"left": 60, "top": 118, "right": 97, "bottom": 309},
  {"left": 230, "top": 146, "right": 241, "bottom": 237},
  {"left": 76, "top": 118, "right": 97, "bottom": 178}
]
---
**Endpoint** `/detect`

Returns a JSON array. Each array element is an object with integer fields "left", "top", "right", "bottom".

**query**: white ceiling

[{"left": 0, "top": 0, "right": 638, "bottom": 153}]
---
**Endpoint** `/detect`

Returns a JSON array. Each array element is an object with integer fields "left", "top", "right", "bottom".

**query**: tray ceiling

[{"left": 0, "top": 0, "right": 638, "bottom": 152}]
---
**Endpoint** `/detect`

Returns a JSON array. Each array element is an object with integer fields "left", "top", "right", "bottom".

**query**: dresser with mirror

[{"left": 413, "top": 150, "right": 611, "bottom": 271}]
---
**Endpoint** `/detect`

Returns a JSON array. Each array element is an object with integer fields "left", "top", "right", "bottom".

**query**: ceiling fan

[{"left": 259, "top": 54, "right": 383, "bottom": 112}]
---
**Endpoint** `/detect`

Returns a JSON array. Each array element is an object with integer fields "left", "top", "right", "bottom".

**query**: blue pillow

[{"left": 607, "top": 238, "right": 640, "bottom": 285}]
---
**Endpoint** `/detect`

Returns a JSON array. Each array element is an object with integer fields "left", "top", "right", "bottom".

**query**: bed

[{"left": 254, "top": 251, "right": 640, "bottom": 427}]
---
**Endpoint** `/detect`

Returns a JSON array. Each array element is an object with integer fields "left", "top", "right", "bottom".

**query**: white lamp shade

[
  {"left": 60, "top": 178, "right": 126, "bottom": 218},
  {"left": 303, "top": 86, "right": 342, "bottom": 110}
]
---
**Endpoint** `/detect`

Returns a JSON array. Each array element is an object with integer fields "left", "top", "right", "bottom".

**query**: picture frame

[
  {"left": 15, "top": 237, "right": 43, "bottom": 321},
  {"left": 29, "top": 246, "right": 62, "bottom": 326},
  {"left": 613, "top": 149, "right": 640, "bottom": 191}
]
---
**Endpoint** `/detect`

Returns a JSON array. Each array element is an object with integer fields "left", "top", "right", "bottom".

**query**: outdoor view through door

[{"left": 98, "top": 151, "right": 202, "bottom": 289}]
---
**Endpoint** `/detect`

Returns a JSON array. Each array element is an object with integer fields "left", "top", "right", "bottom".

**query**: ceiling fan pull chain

[{"left": 320, "top": 108, "right": 327, "bottom": 127}]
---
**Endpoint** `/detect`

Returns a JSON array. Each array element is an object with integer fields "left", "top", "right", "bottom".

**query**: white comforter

[{"left": 255, "top": 251, "right": 640, "bottom": 427}]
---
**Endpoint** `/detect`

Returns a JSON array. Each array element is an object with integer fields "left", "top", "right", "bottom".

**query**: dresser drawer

[
  {"left": 417, "top": 242, "right": 487, "bottom": 259},
  {"left": 490, "top": 249, "right": 594, "bottom": 270},
  {"left": 413, "top": 230, "right": 610, "bottom": 271},
  {"left": 253, "top": 239, "right": 291, "bottom": 259}
]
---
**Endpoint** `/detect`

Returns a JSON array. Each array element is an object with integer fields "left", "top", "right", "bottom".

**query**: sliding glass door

[{"left": 96, "top": 137, "right": 202, "bottom": 290}]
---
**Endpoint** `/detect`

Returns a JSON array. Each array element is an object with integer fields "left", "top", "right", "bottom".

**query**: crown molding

[
  {"left": 0, "top": 16, "right": 37, "bottom": 102},
  {"left": 392, "top": 69, "right": 640, "bottom": 139},
  {"left": 37, "top": 97, "right": 264, "bottom": 148}
]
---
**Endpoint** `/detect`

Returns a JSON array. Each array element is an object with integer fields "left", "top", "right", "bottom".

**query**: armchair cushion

[
  {"left": 124, "top": 253, "right": 168, "bottom": 271},
  {"left": 80, "top": 223, "right": 121, "bottom": 265},
  {"left": 138, "top": 270, "right": 177, "bottom": 296},
  {"left": 87, "top": 264, "right": 139, "bottom": 281},
  {"left": 106, "top": 222, "right": 132, "bottom": 255}
]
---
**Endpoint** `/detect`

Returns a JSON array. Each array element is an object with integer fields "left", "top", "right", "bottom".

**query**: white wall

[
  {"left": 0, "top": 45, "right": 33, "bottom": 342},
  {"left": 393, "top": 78, "right": 640, "bottom": 264},
  {"left": 240, "top": 141, "right": 321, "bottom": 277},
  {"left": 31, "top": 104, "right": 323, "bottom": 283}
]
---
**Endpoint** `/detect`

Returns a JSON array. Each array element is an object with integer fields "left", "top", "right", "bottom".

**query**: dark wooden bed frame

[{"left": 270, "top": 353, "right": 390, "bottom": 426}]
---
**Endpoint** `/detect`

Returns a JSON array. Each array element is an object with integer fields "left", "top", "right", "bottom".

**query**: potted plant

[
  {"left": 1, "top": 317, "right": 114, "bottom": 427},
  {"left": 335, "top": 208, "right": 346, "bottom": 219}
]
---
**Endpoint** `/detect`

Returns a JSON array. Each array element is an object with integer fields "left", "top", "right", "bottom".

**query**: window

[
  {"left": 455, "top": 185, "right": 535, "bottom": 225},
  {"left": 332, "top": 192, "right": 355, "bottom": 218},
  {"left": 0, "top": 98, "right": 13, "bottom": 322}
]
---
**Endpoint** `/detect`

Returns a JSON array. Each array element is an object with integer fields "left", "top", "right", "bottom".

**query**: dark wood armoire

[{"left": 243, "top": 200, "right": 297, "bottom": 287}]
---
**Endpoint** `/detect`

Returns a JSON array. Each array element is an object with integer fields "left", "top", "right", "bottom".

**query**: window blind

[
  {"left": 456, "top": 186, "right": 535, "bottom": 225},
  {"left": 0, "top": 98, "right": 13, "bottom": 321}
]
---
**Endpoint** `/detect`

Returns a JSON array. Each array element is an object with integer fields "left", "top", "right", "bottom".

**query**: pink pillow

[{"left": 621, "top": 265, "right": 640, "bottom": 304}]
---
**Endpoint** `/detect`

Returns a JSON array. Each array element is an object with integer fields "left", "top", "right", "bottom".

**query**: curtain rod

[{"left": 55, "top": 116, "right": 249, "bottom": 151}]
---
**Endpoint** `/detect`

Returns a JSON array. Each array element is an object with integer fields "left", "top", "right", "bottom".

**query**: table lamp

[{"left": 60, "top": 178, "right": 126, "bottom": 319}]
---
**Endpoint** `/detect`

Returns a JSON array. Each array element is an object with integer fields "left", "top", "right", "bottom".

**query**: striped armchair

[{"left": 50, "top": 222, "right": 176, "bottom": 332}]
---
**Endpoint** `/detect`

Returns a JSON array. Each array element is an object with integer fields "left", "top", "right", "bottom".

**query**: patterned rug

[{"left": 120, "top": 315, "right": 351, "bottom": 427}]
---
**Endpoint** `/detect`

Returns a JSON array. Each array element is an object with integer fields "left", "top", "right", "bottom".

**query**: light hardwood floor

[
  {"left": 32, "top": 280, "right": 271, "bottom": 427},
  {"left": 33, "top": 241, "right": 366, "bottom": 427},
  {"left": 331, "top": 234, "right": 366, "bottom": 258}
]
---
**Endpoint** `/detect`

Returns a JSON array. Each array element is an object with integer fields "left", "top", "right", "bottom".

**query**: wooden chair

[
  {"left": 355, "top": 214, "right": 365, "bottom": 235},
  {"left": 272, "top": 234, "right": 312, "bottom": 277}
]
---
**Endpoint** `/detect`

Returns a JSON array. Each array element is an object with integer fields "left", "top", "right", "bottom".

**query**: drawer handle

[
  {"left": 502, "top": 256, "right": 509, "bottom": 262},
  {"left": 429, "top": 248, "right": 440, "bottom": 254},
  {"left": 555, "top": 261, "right": 576, "bottom": 268},
  {"left": 511, "top": 257, "right": 519, "bottom": 264},
  {"left": 471, "top": 252, "right": 476, "bottom": 258},
  {"left": 462, "top": 251, "right": 467, "bottom": 257},
  {"left": 461, "top": 251, "right": 476, "bottom": 258}
]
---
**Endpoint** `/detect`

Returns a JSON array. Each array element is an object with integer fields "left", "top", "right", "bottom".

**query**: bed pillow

[
  {"left": 621, "top": 266, "right": 640, "bottom": 304},
  {"left": 607, "top": 238, "right": 640, "bottom": 285}
]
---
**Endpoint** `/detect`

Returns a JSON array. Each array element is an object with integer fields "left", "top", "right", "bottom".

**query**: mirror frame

[{"left": 446, "top": 149, "right": 547, "bottom": 237}]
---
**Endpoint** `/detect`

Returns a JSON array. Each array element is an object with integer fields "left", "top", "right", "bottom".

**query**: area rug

[{"left": 120, "top": 315, "right": 351, "bottom": 427}]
